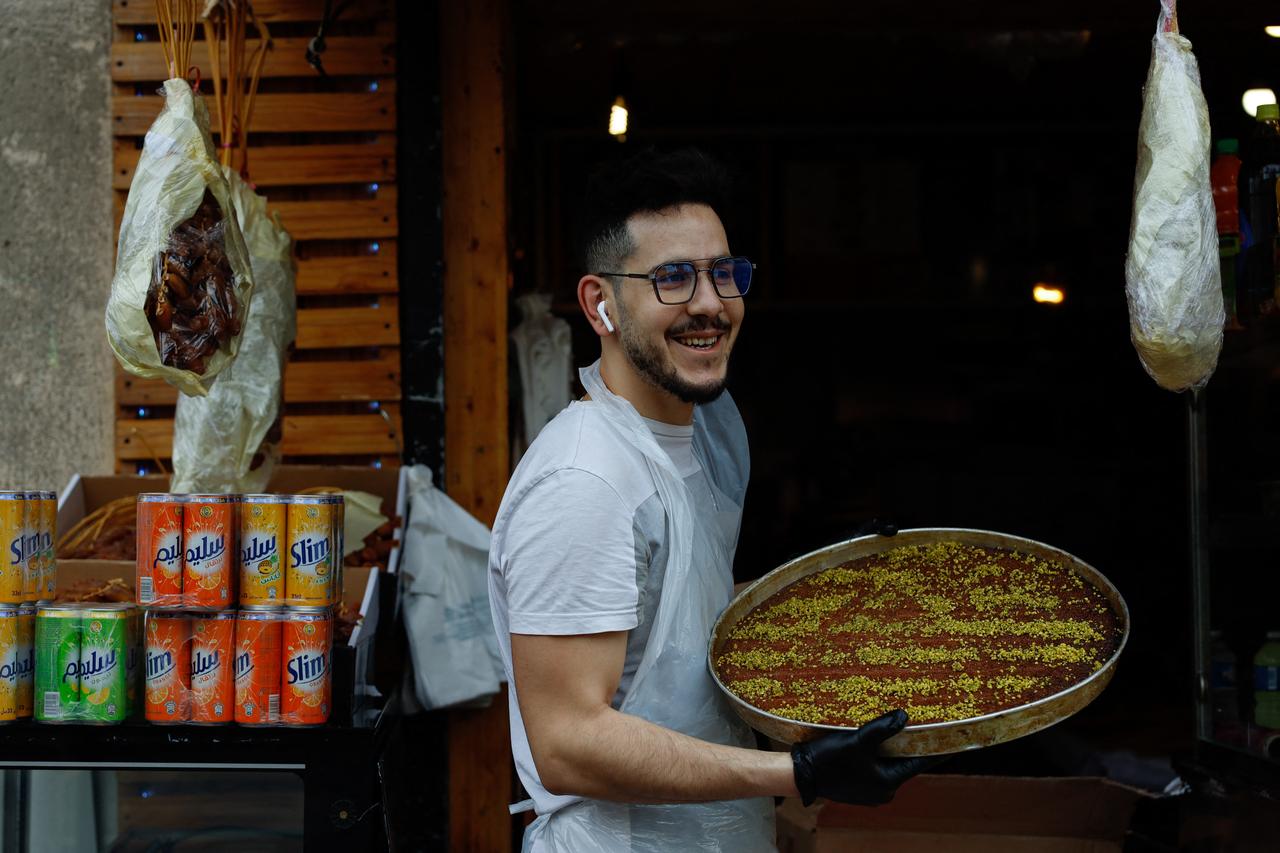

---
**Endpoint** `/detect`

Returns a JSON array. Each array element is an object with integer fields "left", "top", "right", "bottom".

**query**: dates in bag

[
  {"left": 170, "top": 167, "right": 296, "bottom": 493},
  {"left": 106, "top": 78, "right": 254, "bottom": 397}
]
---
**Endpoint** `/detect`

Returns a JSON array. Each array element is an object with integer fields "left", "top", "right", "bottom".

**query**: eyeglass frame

[{"left": 594, "top": 256, "right": 756, "bottom": 305}]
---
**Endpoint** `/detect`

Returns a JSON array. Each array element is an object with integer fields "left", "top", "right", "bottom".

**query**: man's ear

[{"left": 577, "top": 275, "right": 614, "bottom": 338}]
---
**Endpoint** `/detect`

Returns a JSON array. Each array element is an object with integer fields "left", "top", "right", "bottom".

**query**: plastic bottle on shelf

[
  {"left": 1209, "top": 630, "right": 1239, "bottom": 724},
  {"left": 1253, "top": 631, "right": 1280, "bottom": 729},
  {"left": 1211, "top": 139, "right": 1244, "bottom": 328},
  {"left": 1241, "top": 103, "right": 1280, "bottom": 317}
]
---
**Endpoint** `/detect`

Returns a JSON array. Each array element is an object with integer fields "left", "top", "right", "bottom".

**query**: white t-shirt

[{"left": 488, "top": 392, "right": 750, "bottom": 817}]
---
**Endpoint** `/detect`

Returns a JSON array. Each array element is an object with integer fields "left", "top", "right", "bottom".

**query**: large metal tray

[{"left": 709, "top": 528, "right": 1129, "bottom": 756}]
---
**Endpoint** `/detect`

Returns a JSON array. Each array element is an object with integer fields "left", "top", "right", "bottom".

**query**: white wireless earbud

[{"left": 597, "top": 301, "right": 615, "bottom": 333}]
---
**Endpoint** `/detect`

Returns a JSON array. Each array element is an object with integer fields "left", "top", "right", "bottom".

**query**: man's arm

[{"left": 513, "top": 631, "right": 798, "bottom": 804}]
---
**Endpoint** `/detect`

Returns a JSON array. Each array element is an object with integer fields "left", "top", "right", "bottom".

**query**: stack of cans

[
  {"left": 2, "top": 490, "right": 59, "bottom": 724},
  {"left": 137, "top": 493, "right": 342, "bottom": 727},
  {"left": 33, "top": 604, "right": 139, "bottom": 724}
]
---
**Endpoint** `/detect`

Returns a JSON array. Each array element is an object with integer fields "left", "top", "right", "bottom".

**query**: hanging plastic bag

[
  {"left": 106, "top": 78, "right": 254, "bottom": 397},
  {"left": 523, "top": 362, "right": 774, "bottom": 852},
  {"left": 400, "top": 465, "right": 505, "bottom": 710},
  {"left": 510, "top": 292, "right": 573, "bottom": 461},
  {"left": 1124, "top": 0, "right": 1224, "bottom": 392},
  {"left": 170, "top": 167, "right": 294, "bottom": 493}
]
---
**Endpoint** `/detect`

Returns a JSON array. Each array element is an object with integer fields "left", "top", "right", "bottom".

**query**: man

[{"left": 488, "top": 148, "right": 934, "bottom": 852}]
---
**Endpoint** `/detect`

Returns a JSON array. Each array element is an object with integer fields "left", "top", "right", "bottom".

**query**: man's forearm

[{"left": 538, "top": 703, "right": 798, "bottom": 804}]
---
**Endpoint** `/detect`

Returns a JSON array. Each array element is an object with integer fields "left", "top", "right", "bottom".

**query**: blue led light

[
  {"left": 140, "top": 789, "right": 153, "bottom": 799},
  {"left": 372, "top": 460, "right": 383, "bottom": 469},
  {"left": 137, "top": 407, "right": 149, "bottom": 418},
  {"left": 368, "top": 401, "right": 381, "bottom": 411},
  {"left": 369, "top": 81, "right": 380, "bottom": 92},
  {"left": 370, "top": 242, "right": 380, "bottom": 253},
  {"left": 136, "top": 465, "right": 150, "bottom": 476},
  {"left": 134, "top": 31, "right": 146, "bottom": 42},
  {"left": 369, "top": 183, "right": 379, "bottom": 192}
]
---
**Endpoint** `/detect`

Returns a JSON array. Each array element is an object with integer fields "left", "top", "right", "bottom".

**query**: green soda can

[
  {"left": 78, "top": 605, "right": 130, "bottom": 724},
  {"left": 125, "top": 607, "right": 140, "bottom": 719},
  {"left": 35, "top": 605, "right": 81, "bottom": 722}
]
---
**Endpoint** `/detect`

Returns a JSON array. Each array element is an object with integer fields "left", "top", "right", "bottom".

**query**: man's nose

[{"left": 687, "top": 269, "right": 725, "bottom": 315}]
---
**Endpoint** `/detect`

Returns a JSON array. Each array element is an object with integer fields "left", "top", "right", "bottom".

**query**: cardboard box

[{"left": 775, "top": 775, "right": 1155, "bottom": 853}]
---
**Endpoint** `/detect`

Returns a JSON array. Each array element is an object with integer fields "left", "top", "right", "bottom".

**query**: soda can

[
  {"left": 137, "top": 494, "right": 184, "bottom": 607},
  {"left": 235, "top": 610, "right": 282, "bottom": 725},
  {"left": 125, "top": 607, "right": 140, "bottom": 719},
  {"left": 190, "top": 611, "right": 235, "bottom": 723},
  {"left": 16, "top": 604, "right": 33, "bottom": 719},
  {"left": 37, "top": 492, "right": 56, "bottom": 600},
  {"left": 145, "top": 612, "right": 191, "bottom": 723},
  {"left": 286, "top": 495, "right": 341, "bottom": 606},
  {"left": 183, "top": 495, "right": 235, "bottom": 610},
  {"left": 281, "top": 607, "right": 332, "bottom": 726},
  {"left": 78, "top": 605, "right": 130, "bottom": 724},
  {"left": 20, "top": 492, "right": 39, "bottom": 603},
  {"left": 34, "top": 604, "right": 81, "bottom": 722},
  {"left": 0, "top": 606, "right": 18, "bottom": 722},
  {"left": 240, "top": 495, "right": 287, "bottom": 607},
  {"left": 0, "top": 492, "right": 24, "bottom": 604}
]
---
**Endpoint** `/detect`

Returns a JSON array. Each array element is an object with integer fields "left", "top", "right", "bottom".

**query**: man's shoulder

[{"left": 503, "top": 401, "right": 656, "bottom": 512}]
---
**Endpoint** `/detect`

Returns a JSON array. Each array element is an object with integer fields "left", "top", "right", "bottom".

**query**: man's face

[{"left": 611, "top": 204, "right": 744, "bottom": 405}]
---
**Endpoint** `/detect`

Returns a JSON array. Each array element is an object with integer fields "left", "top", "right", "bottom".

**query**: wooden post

[{"left": 440, "top": 0, "right": 513, "bottom": 850}]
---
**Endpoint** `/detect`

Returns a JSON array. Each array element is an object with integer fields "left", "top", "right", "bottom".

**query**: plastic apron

[{"left": 521, "top": 362, "right": 775, "bottom": 852}]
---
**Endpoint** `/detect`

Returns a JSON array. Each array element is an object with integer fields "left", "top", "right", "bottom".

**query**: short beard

[{"left": 614, "top": 299, "right": 730, "bottom": 405}]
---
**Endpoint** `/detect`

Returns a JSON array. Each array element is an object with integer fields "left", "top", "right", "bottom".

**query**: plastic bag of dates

[
  {"left": 106, "top": 78, "right": 254, "bottom": 397},
  {"left": 171, "top": 167, "right": 296, "bottom": 493}
]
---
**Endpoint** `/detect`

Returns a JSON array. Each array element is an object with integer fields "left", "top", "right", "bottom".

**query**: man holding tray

[{"left": 488, "top": 148, "right": 935, "bottom": 851}]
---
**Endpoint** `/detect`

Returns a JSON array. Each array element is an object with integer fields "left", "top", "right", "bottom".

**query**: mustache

[{"left": 667, "top": 316, "right": 732, "bottom": 336}]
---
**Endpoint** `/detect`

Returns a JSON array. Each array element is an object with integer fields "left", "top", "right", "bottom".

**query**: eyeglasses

[{"left": 596, "top": 256, "right": 755, "bottom": 305}]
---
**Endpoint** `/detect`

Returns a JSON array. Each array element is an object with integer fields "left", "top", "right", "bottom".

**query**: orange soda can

[
  {"left": 281, "top": 607, "right": 332, "bottom": 726},
  {"left": 0, "top": 606, "right": 17, "bottom": 721},
  {"left": 286, "top": 496, "right": 341, "bottom": 606},
  {"left": 235, "top": 610, "right": 282, "bottom": 725},
  {"left": 190, "top": 611, "right": 234, "bottom": 723},
  {"left": 137, "top": 494, "right": 184, "bottom": 607},
  {"left": 240, "top": 496, "right": 287, "bottom": 606},
  {"left": 37, "top": 492, "right": 56, "bottom": 600},
  {"left": 0, "top": 493, "right": 25, "bottom": 605},
  {"left": 16, "top": 604, "right": 33, "bottom": 719},
  {"left": 145, "top": 612, "right": 191, "bottom": 723},
  {"left": 183, "top": 495, "right": 235, "bottom": 610}
]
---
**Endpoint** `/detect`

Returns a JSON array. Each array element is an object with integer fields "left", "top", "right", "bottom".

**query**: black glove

[{"left": 791, "top": 709, "right": 941, "bottom": 806}]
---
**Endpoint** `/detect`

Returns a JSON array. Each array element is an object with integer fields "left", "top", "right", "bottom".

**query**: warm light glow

[
  {"left": 609, "top": 96, "right": 628, "bottom": 139},
  {"left": 1242, "top": 88, "right": 1277, "bottom": 117},
  {"left": 1265, "top": 25, "right": 1280, "bottom": 38},
  {"left": 1033, "top": 284, "right": 1065, "bottom": 305}
]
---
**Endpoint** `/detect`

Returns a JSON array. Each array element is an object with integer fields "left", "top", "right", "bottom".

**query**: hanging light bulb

[
  {"left": 1033, "top": 284, "right": 1065, "bottom": 305},
  {"left": 1242, "top": 88, "right": 1277, "bottom": 117},
  {"left": 1265, "top": 25, "right": 1280, "bottom": 38},
  {"left": 609, "top": 95, "right": 628, "bottom": 142}
]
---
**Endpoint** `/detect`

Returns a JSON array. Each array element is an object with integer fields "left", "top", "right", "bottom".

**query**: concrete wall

[{"left": 0, "top": 0, "right": 115, "bottom": 491}]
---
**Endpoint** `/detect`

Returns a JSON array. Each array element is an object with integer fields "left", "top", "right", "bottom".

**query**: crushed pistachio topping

[{"left": 719, "top": 542, "right": 1120, "bottom": 727}]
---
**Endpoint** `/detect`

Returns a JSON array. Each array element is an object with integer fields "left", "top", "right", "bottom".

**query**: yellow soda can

[
  {"left": 0, "top": 493, "right": 25, "bottom": 605},
  {"left": 240, "top": 495, "right": 287, "bottom": 606},
  {"left": 286, "top": 495, "right": 340, "bottom": 606},
  {"left": 20, "top": 492, "right": 40, "bottom": 602},
  {"left": 0, "top": 606, "right": 17, "bottom": 721},
  {"left": 37, "top": 492, "right": 56, "bottom": 600},
  {"left": 16, "top": 604, "right": 33, "bottom": 719}
]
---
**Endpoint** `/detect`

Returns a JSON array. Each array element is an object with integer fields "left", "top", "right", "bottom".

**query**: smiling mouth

[{"left": 672, "top": 334, "right": 721, "bottom": 351}]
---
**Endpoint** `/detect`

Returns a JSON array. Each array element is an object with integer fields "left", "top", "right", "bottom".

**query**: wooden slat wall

[{"left": 111, "top": 2, "right": 400, "bottom": 473}]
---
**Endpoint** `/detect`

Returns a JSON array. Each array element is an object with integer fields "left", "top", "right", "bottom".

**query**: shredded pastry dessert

[{"left": 716, "top": 542, "right": 1122, "bottom": 727}]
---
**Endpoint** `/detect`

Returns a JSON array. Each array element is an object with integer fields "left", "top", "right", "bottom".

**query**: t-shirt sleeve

[{"left": 500, "top": 467, "right": 642, "bottom": 636}]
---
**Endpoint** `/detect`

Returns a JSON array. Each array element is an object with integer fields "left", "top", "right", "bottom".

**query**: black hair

[{"left": 574, "top": 147, "right": 733, "bottom": 276}]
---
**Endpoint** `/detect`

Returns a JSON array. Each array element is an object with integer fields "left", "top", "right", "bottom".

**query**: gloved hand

[{"left": 791, "top": 709, "right": 941, "bottom": 806}]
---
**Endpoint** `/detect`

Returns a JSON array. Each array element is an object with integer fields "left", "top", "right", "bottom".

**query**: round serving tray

[{"left": 708, "top": 528, "right": 1130, "bottom": 756}]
